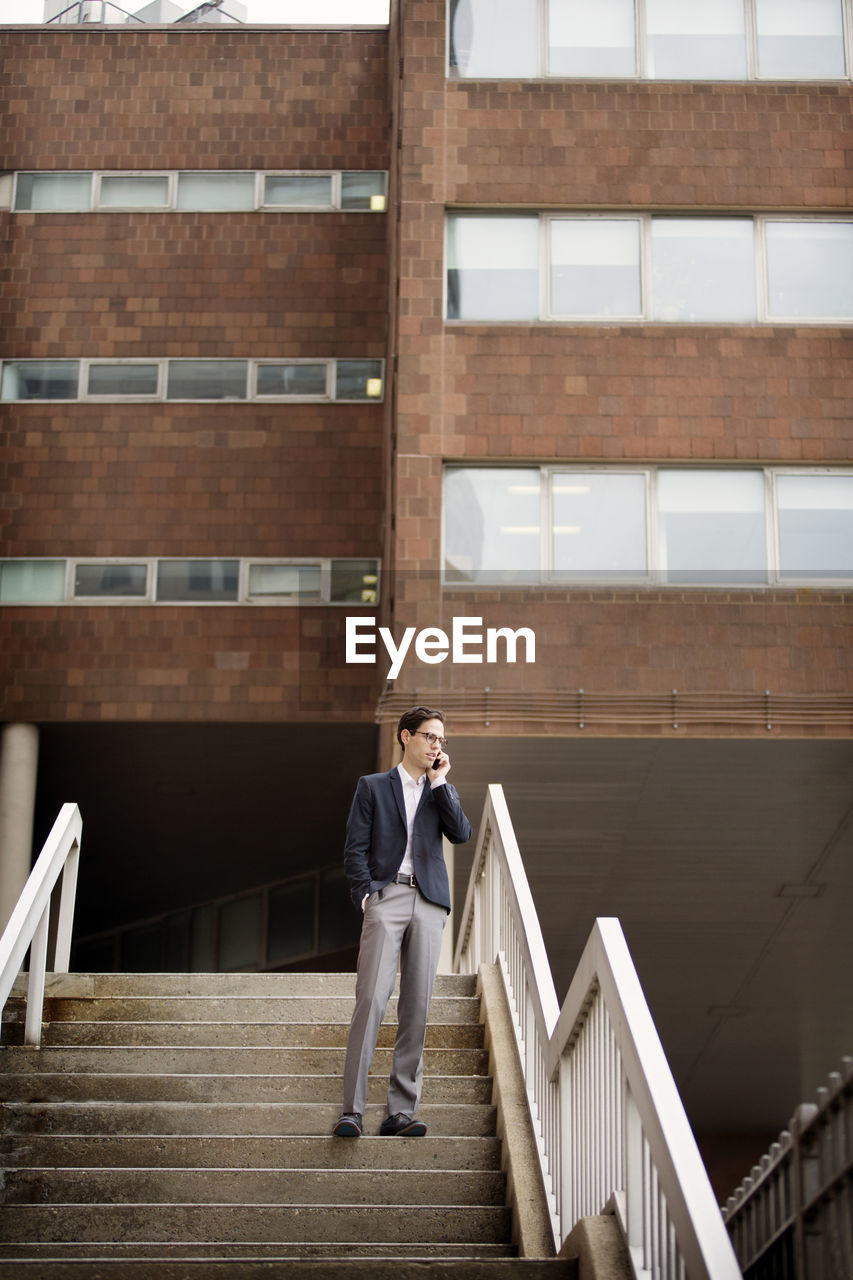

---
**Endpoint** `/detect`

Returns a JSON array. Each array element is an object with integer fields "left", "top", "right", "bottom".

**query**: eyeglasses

[{"left": 413, "top": 731, "right": 447, "bottom": 749}]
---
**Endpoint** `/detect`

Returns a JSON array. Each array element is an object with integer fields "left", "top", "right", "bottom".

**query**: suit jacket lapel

[{"left": 388, "top": 767, "right": 407, "bottom": 828}]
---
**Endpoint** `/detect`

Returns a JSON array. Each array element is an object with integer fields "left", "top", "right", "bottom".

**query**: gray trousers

[{"left": 342, "top": 881, "right": 447, "bottom": 1117}]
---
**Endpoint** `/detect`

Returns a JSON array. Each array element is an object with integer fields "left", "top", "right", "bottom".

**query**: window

[
  {"left": 166, "top": 361, "right": 248, "bottom": 400},
  {"left": 448, "top": 0, "right": 850, "bottom": 79},
  {"left": 0, "top": 558, "right": 381, "bottom": 606},
  {"left": 97, "top": 174, "right": 171, "bottom": 209},
  {"left": 0, "top": 359, "right": 385, "bottom": 403},
  {"left": 176, "top": 173, "right": 256, "bottom": 211},
  {"left": 0, "top": 360, "right": 79, "bottom": 400},
  {"left": 10, "top": 170, "right": 389, "bottom": 214},
  {"left": 447, "top": 215, "right": 539, "bottom": 321},
  {"left": 86, "top": 363, "right": 160, "bottom": 398},
  {"left": 548, "top": 0, "right": 636, "bottom": 77},
  {"left": 765, "top": 222, "right": 853, "bottom": 319},
  {"left": 74, "top": 563, "right": 149, "bottom": 598},
  {"left": 13, "top": 172, "right": 91, "bottom": 211},
  {"left": 756, "top": 0, "right": 846, "bottom": 78},
  {"left": 443, "top": 467, "right": 853, "bottom": 585},
  {"left": 446, "top": 214, "right": 850, "bottom": 325},
  {"left": 776, "top": 474, "right": 853, "bottom": 579},
  {"left": 156, "top": 560, "right": 240, "bottom": 603},
  {"left": 0, "top": 560, "right": 65, "bottom": 603}
]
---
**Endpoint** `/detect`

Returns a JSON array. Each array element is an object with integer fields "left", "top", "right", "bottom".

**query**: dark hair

[{"left": 396, "top": 705, "right": 445, "bottom": 749}]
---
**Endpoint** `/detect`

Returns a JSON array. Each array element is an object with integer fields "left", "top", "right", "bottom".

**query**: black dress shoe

[
  {"left": 333, "top": 1112, "right": 363, "bottom": 1137},
  {"left": 380, "top": 1112, "right": 427, "bottom": 1136}
]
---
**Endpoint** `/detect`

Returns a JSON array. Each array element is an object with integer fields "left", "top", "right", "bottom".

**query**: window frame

[
  {"left": 9, "top": 169, "right": 390, "bottom": 214},
  {"left": 445, "top": 212, "right": 851, "bottom": 326},
  {"left": 448, "top": 0, "right": 852, "bottom": 81},
  {"left": 442, "top": 464, "right": 853, "bottom": 588},
  {"left": 0, "top": 557, "right": 382, "bottom": 606},
  {"left": 0, "top": 358, "right": 385, "bottom": 404}
]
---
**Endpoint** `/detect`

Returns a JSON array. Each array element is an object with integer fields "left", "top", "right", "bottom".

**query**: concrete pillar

[{"left": 0, "top": 723, "right": 39, "bottom": 933}]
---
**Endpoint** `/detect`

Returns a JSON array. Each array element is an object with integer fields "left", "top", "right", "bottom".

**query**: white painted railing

[
  {"left": 454, "top": 784, "right": 742, "bottom": 1280},
  {"left": 0, "top": 803, "right": 82, "bottom": 1048}
]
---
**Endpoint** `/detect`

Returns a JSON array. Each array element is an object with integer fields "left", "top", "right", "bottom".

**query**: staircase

[{"left": 0, "top": 970, "right": 577, "bottom": 1278}]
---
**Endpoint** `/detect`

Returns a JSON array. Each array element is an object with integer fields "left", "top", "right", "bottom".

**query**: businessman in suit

[{"left": 334, "top": 706, "right": 472, "bottom": 1137}]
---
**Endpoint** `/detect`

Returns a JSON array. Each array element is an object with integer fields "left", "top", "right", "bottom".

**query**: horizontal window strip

[
  {"left": 443, "top": 465, "right": 853, "bottom": 587},
  {"left": 0, "top": 359, "right": 385, "bottom": 403},
  {"left": 7, "top": 170, "right": 388, "bottom": 213},
  {"left": 0, "top": 558, "right": 381, "bottom": 606},
  {"left": 446, "top": 213, "right": 853, "bottom": 325}
]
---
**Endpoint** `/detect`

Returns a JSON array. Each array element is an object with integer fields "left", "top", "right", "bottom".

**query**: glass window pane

[
  {"left": 1, "top": 360, "right": 79, "bottom": 401},
  {"left": 99, "top": 175, "right": 170, "bottom": 208},
  {"left": 341, "top": 172, "right": 387, "bottom": 211},
  {"left": 658, "top": 470, "right": 767, "bottom": 583},
  {"left": 552, "top": 473, "right": 648, "bottom": 578},
  {"left": 87, "top": 364, "right": 160, "bottom": 397},
  {"left": 330, "top": 559, "right": 380, "bottom": 604},
  {"left": 652, "top": 219, "right": 756, "bottom": 322},
  {"left": 190, "top": 903, "right": 216, "bottom": 971},
  {"left": 0, "top": 560, "right": 66, "bottom": 603},
  {"left": 777, "top": 474, "right": 853, "bottom": 580},
  {"left": 550, "top": 220, "right": 641, "bottom": 316},
  {"left": 756, "top": 0, "right": 845, "bottom": 78},
  {"left": 156, "top": 559, "right": 239, "bottom": 602},
  {"left": 248, "top": 564, "right": 323, "bottom": 600},
  {"left": 766, "top": 222, "right": 853, "bottom": 319},
  {"left": 548, "top": 0, "right": 636, "bottom": 76},
  {"left": 14, "top": 172, "right": 91, "bottom": 211},
  {"left": 263, "top": 174, "right": 333, "bottom": 207},
  {"left": 335, "top": 360, "right": 384, "bottom": 400},
  {"left": 646, "top": 0, "right": 747, "bottom": 79},
  {"left": 167, "top": 361, "right": 248, "bottom": 399},
  {"left": 176, "top": 172, "right": 255, "bottom": 211},
  {"left": 74, "top": 564, "right": 148, "bottom": 598},
  {"left": 268, "top": 878, "right": 316, "bottom": 964},
  {"left": 447, "top": 215, "right": 540, "bottom": 321},
  {"left": 218, "top": 894, "right": 261, "bottom": 972},
  {"left": 256, "top": 363, "right": 328, "bottom": 397},
  {"left": 319, "top": 867, "right": 361, "bottom": 955},
  {"left": 449, "top": 0, "right": 539, "bottom": 77},
  {"left": 444, "top": 467, "right": 542, "bottom": 585}
]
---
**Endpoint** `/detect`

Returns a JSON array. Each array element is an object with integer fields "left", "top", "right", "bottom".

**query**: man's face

[{"left": 401, "top": 717, "right": 445, "bottom": 774}]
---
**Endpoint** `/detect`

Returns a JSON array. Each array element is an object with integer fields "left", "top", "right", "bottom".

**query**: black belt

[{"left": 393, "top": 873, "right": 418, "bottom": 887}]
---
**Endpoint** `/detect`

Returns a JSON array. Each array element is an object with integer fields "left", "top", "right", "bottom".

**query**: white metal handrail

[
  {"left": 0, "top": 803, "right": 82, "bottom": 1047},
  {"left": 454, "top": 784, "right": 742, "bottom": 1280}
]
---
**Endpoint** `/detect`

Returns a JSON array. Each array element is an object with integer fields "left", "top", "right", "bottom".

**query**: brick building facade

[{"left": 1, "top": 1, "right": 851, "bottom": 1192}]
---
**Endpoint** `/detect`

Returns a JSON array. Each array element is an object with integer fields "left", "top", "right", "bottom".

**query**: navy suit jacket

[{"left": 344, "top": 767, "right": 472, "bottom": 912}]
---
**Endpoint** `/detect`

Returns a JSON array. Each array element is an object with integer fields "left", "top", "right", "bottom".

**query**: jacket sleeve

[
  {"left": 343, "top": 775, "right": 375, "bottom": 907},
  {"left": 431, "top": 782, "right": 473, "bottom": 845}
]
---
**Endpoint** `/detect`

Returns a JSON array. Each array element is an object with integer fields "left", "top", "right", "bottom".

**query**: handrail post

[
  {"left": 24, "top": 904, "right": 50, "bottom": 1047},
  {"left": 54, "top": 841, "right": 81, "bottom": 973}
]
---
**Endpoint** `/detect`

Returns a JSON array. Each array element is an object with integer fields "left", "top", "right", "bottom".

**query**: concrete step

[
  {"left": 0, "top": 1071, "right": 491, "bottom": 1104},
  {"left": 0, "top": 1134, "right": 502, "bottom": 1170},
  {"left": 2, "top": 1165, "right": 507, "bottom": 1206},
  {"left": 0, "top": 1202, "right": 512, "bottom": 1245},
  {"left": 0, "top": 1248, "right": 575, "bottom": 1272},
  {"left": 0, "top": 1045, "right": 488, "bottom": 1076},
  {"left": 6, "top": 1020, "right": 485, "bottom": 1048},
  {"left": 9, "top": 972, "right": 479, "bottom": 999},
  {"left": 0, "top": 1101, "right": 498, "bottom": 1137},
  {"left": 6, "top": 995, "right": 481, "bottom": 1025}
]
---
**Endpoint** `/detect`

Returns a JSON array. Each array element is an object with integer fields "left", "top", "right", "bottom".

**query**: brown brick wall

[
  {"left": 0, "top": 29, "right": 389, "bottom": 172},
  {"left": 0, "top": 26, "right": 391, "bottom": 726},
  {"left": 0, "top": 605, "right": 383, "bottom": 724},
  {"left": 388, "top": 0, "right": 853, "bottom": 732}
]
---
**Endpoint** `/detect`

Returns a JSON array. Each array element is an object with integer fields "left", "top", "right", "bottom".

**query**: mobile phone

[{"left": 432, "top": 757, "right": 441, "bottom": 769}]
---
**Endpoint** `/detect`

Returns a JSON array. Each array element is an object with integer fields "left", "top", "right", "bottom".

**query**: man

[{"left": 333, "top": 706, "right": 472, "bottom": 1138}]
